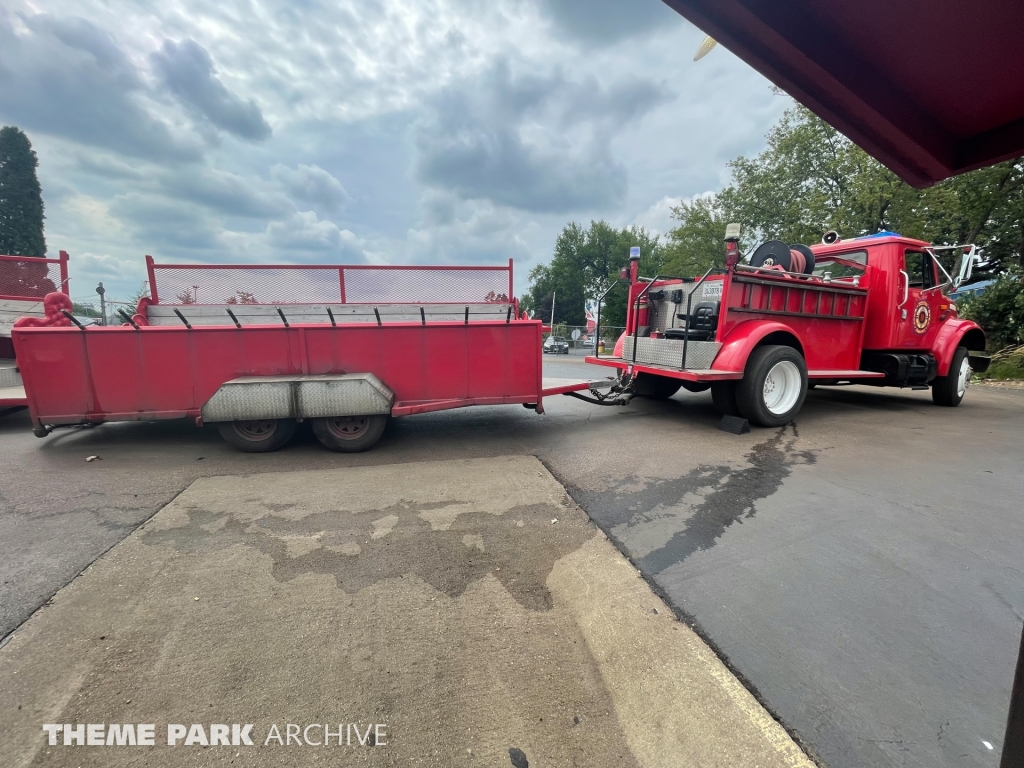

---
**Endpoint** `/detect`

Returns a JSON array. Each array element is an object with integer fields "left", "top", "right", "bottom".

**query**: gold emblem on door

[{"left": 913, "top": 300, "right": 931, "bottom": 333}]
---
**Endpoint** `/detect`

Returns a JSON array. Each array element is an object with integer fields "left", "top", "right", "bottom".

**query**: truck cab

[{"left": 586, "top": 230, "right": 988, "bottom": 428}]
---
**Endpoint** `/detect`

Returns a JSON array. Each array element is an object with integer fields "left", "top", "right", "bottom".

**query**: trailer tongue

[{"left": 12, "top": 257, "right": 594, "bottom": 451}]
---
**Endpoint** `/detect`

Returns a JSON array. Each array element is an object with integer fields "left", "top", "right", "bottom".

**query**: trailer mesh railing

[
  {"left": 147, "top": 258, "right": 514, "bottom": 305},
  {"left": 0, "top": 253, "right": 70, "bottom": 301}
]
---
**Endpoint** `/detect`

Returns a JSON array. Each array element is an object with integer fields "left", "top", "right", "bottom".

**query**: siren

[{"left": 822, "top": 230, "right": 841, "bottom": 245}]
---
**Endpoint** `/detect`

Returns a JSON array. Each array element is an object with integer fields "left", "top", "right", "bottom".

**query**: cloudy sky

[{"left": 0, "top": 0, "right": 789, "bottom": 305}]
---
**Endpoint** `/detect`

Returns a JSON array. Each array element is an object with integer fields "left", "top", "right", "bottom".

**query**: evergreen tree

[{"left": 0, "top": 126, "right": 47, "bottom": 256}]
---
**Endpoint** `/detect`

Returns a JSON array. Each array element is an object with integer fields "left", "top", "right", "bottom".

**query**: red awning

[{"left": 662, "top": 0, "right": 1024, "bottom": 186}]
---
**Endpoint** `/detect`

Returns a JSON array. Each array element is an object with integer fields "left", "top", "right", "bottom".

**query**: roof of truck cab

[
  {"left": 661, "top": 0, "right": 1024, "bottom": 187},
  {"left": 810, "top": 235, "right": 930, "bottom": 256}
]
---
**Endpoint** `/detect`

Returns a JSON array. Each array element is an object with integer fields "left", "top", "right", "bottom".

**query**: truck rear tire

[
  {"left": 218, "top": 419, "right": 296, "bottom": 452},
  {"left": 736, "top": 345, "right": 808, "bottom": 427},
  {"left": 932, "top": 346, "right": 970, "bottom": 407},
  {"left": 633, "top": 373, "right": 681, "bottom": 400},
  {"left": 312, "top": 414, "right": 388, "bottom": 452},
  {"left": 711, "top": 382, "right": 741, "bottom": 416}
]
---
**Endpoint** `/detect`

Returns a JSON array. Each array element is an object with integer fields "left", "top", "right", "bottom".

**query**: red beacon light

[{"left": 724, "top": 222, "right": 741, "bottom": 268}]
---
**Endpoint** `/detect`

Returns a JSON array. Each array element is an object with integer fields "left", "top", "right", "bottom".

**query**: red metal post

[
  {"left": 146, "top": 255, "right": 159, "bottom": 303},
  {"left": 58, "top": 251, "right": 70, "bottom": 293},
  {"left": 339, "top": 267, "right": 346, "bottom": 303},
  {"left": 508, "top": 258, "right": 514, "bottom": 300}
]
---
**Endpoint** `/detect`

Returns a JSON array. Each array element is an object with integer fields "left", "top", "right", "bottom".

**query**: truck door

[{"left": 895, "top": 249, "right": 941, "bottom": 349}]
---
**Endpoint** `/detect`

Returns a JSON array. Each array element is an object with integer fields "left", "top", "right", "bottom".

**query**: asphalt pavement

[{"left": 1, "top": 359, "right": 1021, "bottom": 768}]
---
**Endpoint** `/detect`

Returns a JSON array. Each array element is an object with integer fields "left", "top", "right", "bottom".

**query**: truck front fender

[
  {"left": 712, "top": 321, "right": 804, "bottom": 372},
  {"left": 932, "top": 319, "right": 986, "bottom": 376}
]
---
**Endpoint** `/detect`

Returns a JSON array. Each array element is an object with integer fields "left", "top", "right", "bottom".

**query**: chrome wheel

[
  {"left": 763, "top": 360, "right": 802, "bottom": 415},
  {"left": 233, "top": 420, "right": 278, "bottom": 441},
  {"left": 957, "top": 355, "right": 971, "bottom": 398},
  {"left": 323, "top": 415, "right": 370, "bottom": 440}
]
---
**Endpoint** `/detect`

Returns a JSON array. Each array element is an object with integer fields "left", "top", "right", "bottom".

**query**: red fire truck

[{"left": 586, "top": 227, "right": 988, "bottom": 427}]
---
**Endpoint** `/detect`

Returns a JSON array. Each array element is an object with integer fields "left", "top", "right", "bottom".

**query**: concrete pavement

[{"left": 0, "top": 456, "right": 811, "bottom": 768}]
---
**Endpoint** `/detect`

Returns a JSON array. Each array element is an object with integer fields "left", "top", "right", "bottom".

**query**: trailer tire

[
  {"left": 218, "top": 419, "right": 296, "bottom": 452},
  {"left": 711, "top": 382, "right": 741, "bottom": 416},
  {"left": 633, "top": 373, "right": 681, "bottom": 400},
  {"left": 931, "top": 346, "right": 970, "bottom": 407},
  {"left": 312, "top": 414, "right": 388, "bottom": 452},
  {"left": 680, "top": 381, "right": 711, "bottom": 393},
  {"left": 736, "top": 345, "right": 808, "bottom": 427}
]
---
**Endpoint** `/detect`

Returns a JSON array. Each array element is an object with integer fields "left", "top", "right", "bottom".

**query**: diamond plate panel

[
  {"left": 622, "top": 337, "right": 722, "bottom": 370},
  {"left": 202, "top": 373, "right": 394, "bottom": 422},
  {"left": 296, "top": 374, "right": 394, "bottom": 418}
]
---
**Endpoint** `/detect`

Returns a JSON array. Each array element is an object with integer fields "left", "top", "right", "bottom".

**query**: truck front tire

[
  {"left": 218, "top": 419, "right": 296, "bottom": 452},
  {"left": 312, "top": 414, "right": 388, "bottom": 452},
  {"left": 737, "top": 345, "right": 808, "bottom": 427},
  {"left": 932, "top": 346, "right": 970, "bottom": 407}
]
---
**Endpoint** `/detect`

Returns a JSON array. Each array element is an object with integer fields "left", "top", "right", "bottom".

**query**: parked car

[{"left": 543, "top": 335, "right": 570, "bottom": 354}]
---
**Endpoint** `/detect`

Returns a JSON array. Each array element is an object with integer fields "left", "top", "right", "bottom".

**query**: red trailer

[
  {"left": 12, "top": 258, "right": 592, "bottom": 451},
  {"left": 586, "top": 229, "right": 989, "bottom": 427},
  {"left": 1, "top": 252, "right": 70, "bottom": 414}
]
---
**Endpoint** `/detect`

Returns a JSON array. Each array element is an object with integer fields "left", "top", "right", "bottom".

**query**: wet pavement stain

[
  {"left": 566, "top": 425, "right": 816, "bottom": 574},
  {"left": 141, "top": 499, "right": 591, "bottom": 611}
]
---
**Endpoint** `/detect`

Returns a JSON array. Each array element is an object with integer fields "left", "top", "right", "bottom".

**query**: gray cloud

[
  {"left": 538, "top": 0, "right": 678, "bottom": 45},
  {"left": 270, "top": 164, "right": 351, "bottom": 213},
  {"left": 108, "top": 193, "right": 220, "bottom": 251},
  {"left": 151, "top": 39, "right": 272, "bottom": 141},
  {"left": 266, "top": 211, "right": 364, "bottom": 256},
  {"left": 0, "top": 12, "right": 200, "bottom": 160},
  {"left": 415, "top": 61, "right": 671, "bottom": 213},
  {"left": 159, "top": 167, "right": 293, "bottom": 219}
]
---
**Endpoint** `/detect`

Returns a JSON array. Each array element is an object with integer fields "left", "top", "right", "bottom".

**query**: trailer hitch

[{"left": 564, "top": 373, "right": 637, "bottom": 407}]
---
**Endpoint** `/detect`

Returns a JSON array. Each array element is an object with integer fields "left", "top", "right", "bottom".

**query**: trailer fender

[
  {"left": 932, "top": 320, "right": 986, "bottom": 376},
  {"left": 711, "top": 321, "right": 804, "bottom": 373},
  {"left": 202, "top": 373, "right": 394, "bottom": 423}
]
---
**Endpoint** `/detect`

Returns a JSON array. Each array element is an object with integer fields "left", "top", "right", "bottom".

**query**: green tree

[
  {"left": 660, "top": 194, "right": 732, "bottom": 277},
  {"left": 524, "top": 221, "right": 661, "bottom": 327},
  {"left": 0, "top": 127, "right": 46, "bottom": 256},
  {"left": 959, "top": 272, "right": 1024, "bottom": 350},
  {"left": 706, "top": 107, "right": 1023, "bottom": 277}
]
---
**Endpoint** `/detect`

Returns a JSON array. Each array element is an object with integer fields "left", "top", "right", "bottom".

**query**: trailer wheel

[
  {"left": 218, "top": 419, "right": 296, "bottom": 452},
  {"left": 711, "top": 382, "right": 741, "bottom": 416},
  {"left": 680, "top": 381, "right": 711, "bottom": 393},
  {"left": 312, "top": 415, "right": 388, "bottom": 452},
  {"left": 633, "top": 373, "right": 681, "bottom": 400},
  {"left": 932, "top": 346, "right": 970, "bottom": 407},
  {"left": 736, "top": 345, "right": 808, "bottom": 427}
]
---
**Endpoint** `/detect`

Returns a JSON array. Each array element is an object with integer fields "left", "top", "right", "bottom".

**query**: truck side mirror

[{"left": 953, "top": 245, "right": 977, "bottom": 289}]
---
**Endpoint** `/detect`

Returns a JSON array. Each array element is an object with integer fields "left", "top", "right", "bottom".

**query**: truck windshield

[{"left": 812, "top": 250, "right": 867, "bottom": 279}]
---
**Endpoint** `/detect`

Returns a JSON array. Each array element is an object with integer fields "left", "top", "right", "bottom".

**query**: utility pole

[
  {"left": 96, "top": 282, "right": 106, "bottom": 326},
  {"left": 550, "top": 291, "right": 556, "bottom": 328}
]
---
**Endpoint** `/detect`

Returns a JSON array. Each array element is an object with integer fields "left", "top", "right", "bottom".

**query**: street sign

[
  {"left": 571, "top": 329, "right": 581, "bottom": 340},
  {"left": 630, "top": 247, "right": 640, "bottom": 259}
]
